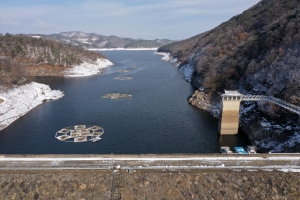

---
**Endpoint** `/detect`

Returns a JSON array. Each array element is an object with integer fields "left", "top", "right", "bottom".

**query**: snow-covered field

[
  {"left": 0, "top": 82, "right": 64, "bottom": 131},
  {"left": 88, "top": 48, "right": 158, "bottom": 51},
  {"left": 64, "top": 58, "right": 113, "bottom": 77}
]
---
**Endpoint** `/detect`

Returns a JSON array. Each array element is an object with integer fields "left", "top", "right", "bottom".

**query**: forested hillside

[
  {"left": 159, "top": 0, "right": 300, "bottom": 152},
  {"left": 0, "top": 33, "right": 107, "bottom": 87},
  {"left": 0, "top": 57, "right": 32, "bottom": 88},
  {"left": 159, "top": 0, "right": 300, "bottom": 105},
  {"left": 0, "top": 33, "right": 105, "bottom": 67}
]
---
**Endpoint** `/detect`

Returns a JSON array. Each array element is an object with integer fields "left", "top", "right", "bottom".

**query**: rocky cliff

[{"left": 159, "top": 0, "right": 300, "bottom": 152}]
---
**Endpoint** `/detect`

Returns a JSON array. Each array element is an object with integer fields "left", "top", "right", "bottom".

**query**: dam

[{"left": 1, "top": 154, "right": 300, "bottom": 199}]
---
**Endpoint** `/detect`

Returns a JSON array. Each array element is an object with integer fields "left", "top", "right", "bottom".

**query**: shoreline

[
  {"left": 0, "top": 82, "right": 64, "bottom": 131},
  {"left": 88, "top": 48, "right": 158, "bottom": 51},
  {"left": 154, "top": 52, "right": 171, "bottom": 61},
  {"left": 64, "top": 58, "right": 113, "bottom": 77},
  {"left": 0, "top": 58, "right": 113, "bottom": 131}
]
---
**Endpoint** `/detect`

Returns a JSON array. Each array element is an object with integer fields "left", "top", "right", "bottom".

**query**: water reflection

[{"left": 218, "top": 129, "right": 251, "bottom": 151}]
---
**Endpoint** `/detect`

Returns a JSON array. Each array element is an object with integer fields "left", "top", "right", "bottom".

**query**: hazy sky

[{"left": 1, "top": 0, "right": 260, "bottom": 40}]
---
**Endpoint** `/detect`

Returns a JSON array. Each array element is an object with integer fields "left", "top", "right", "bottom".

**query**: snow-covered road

[{"left": 1, "top": 154, "right": 300, "bottom": 172}]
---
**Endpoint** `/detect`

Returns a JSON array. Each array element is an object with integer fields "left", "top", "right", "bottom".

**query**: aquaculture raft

[
  {"left": 55, "top": 125, "right": 104, "bottom": 143},
  {"left": 117, "top": 66, "right": 140, "bottom": 73},
  {"left": 114, "top": 77, "right": 133, "bottom": 80},
  {"left": 118, "top": 70, "right": 132, "bottom": 73},
  {"left": 102, "top": 93, "right": 132, "bottom": 100}
]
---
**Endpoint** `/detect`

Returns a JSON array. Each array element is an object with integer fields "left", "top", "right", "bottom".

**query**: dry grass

[{"left": 22, "top": 65, "right": 71, "bottom": 76}]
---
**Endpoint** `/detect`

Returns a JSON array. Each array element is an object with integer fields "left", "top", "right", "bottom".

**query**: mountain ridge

[
  {"left": 26, "top": 31, "right": 175, "bottom": 49},
  {"left": 158, "top": 0, "right": 300, "bottom": 153}
]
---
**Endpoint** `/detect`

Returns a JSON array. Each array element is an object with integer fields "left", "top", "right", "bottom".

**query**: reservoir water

[{"left": 0, "top": 51, "right": 249, "bottom": 154}]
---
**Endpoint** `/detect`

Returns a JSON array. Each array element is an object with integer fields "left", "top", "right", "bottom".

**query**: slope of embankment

[
  {"left": 158, "top": 0, "right": 300, "bottom": 152},
  {"left": 1, "top": 169, "right": 300, "bottom": 199}
]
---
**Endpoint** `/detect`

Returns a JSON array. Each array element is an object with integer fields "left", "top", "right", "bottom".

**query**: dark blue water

[{"left": 0, "top": 51, "right": 249, "bottom": 154}]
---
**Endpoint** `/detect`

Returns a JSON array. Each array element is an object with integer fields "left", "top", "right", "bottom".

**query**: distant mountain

[{"left": 26, "top": 31, "right": 175, "bottom": 49}]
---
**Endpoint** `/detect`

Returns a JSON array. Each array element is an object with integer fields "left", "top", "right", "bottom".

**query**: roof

[{"left": 221, "top": 90, "right": 243, "bottom": 97}]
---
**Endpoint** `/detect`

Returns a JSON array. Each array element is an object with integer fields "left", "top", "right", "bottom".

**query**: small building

[{"left": 219, "top": 90, "right": 243, "bottom": 135}]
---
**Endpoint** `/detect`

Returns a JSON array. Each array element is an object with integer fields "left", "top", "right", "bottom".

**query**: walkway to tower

[{"left": 219, "top": 90, "right": 300, "bottom": 135}]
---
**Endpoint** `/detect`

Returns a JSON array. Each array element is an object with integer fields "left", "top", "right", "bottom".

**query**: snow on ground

[
  {"left": 64, "top": 58, "right": 113, "bottom": 77},
  {"left": 81, "top": 42, "right": 92, "bottom": 45},
  {"left": 0, "top": 82, "right": 64, "bottom": 131},
  {"left": 179, "top": 64, "right": 194, "bottom": 82},
  {"left": 278, "top": 168, "right": 300, "bottom": 173},
  {"left": 88, "top": 48, "right": 158, "bottom": 51},
  {"left": 154, "top": 52, "right": 171, "bottom": 61}
]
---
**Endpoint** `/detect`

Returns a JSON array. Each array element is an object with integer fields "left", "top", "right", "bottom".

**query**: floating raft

[
  {"left": 129, "top": 66, "right": 140, "bottom": 69},
  {"left": 118, "top": 70, "right": 132, "bottom": 73},
  {"left": 55, "top": 125, "right": 104, "bottom": 143},
  {"left": 114, "top": 77, "right": 133, "bottom": 80},
  {"left": 102, "top": 93, "right": 132, "bottom": 100}
]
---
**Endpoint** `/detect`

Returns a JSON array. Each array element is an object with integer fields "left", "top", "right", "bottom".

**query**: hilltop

[
  {"left": 0, "top": 33, "right": 112, "bottom": 83},
  {"left": 159, "top": 0, "right": 300, "bottom": 102},
  {"left": 158, "top": 0, "right": 300, "bottom": 152},
  {"left": 27, "top": 31, "right": 175, "bottom": 49}
]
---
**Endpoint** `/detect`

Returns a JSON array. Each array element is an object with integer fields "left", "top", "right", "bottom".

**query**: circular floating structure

[
  {"left": 102, "top": 93, "right": 132, "bottom": 100},
  {"left": 114, "top": 77, "right": 133, "bottom": 80},
  {"left": 55, "top": 125, "right": 104, "bottom": 143}
]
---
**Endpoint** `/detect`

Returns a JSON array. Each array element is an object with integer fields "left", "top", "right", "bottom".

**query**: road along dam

[{"left": 1, "top": 154, "right": 300, "bottom": 199}]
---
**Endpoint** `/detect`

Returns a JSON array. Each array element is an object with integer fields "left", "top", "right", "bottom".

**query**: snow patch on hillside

[
  {"left": 278, "top": 168, "right": 300, "bottom": 173},
  {"left": 179, "top": 64, "right": 194, "bottom": 82},
  {"left": 89, "top": 48, "right": 158, "bottom": 51},
  {"left": 154, "top": 52, "right": 171, "bottom": 61},
  {"left": 65, "top": 58, "right": 113, "bottom": 77},
  {"left": 0, "top": 82, "right": 64, "bottom": 131}
]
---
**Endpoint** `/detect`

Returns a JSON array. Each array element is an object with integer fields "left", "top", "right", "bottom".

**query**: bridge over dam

[{"left": 219, "top": 90, "right": 300, "bottom": 135}]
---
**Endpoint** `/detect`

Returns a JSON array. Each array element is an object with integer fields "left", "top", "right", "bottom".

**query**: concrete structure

[
  {"left": 1, "top": 154, "right": 300, "bottom": 171},
  {"left": 219, "top": 91, "right": 300, "bottom": 135},
  {"left": 219, "top": 90, "right": 243, "bottom": 135}
]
